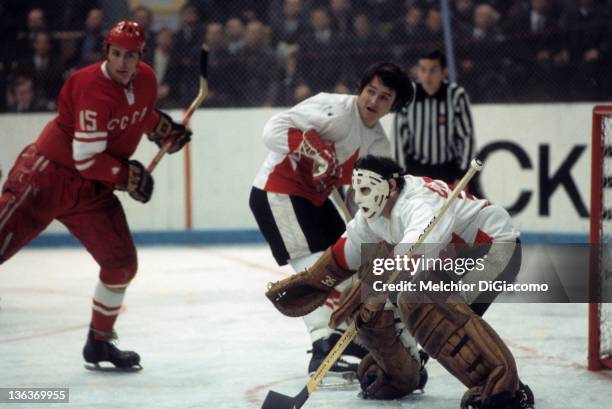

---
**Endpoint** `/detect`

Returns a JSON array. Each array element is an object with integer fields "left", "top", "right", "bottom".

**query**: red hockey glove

[
  {"left": 298, "top": 129, "right": 341, "bottom": 192},
  {"left": 147, "top": 110, "right": 192, "bottom": 154},
  {"left": 115, "top": 160, "right": 154, "bottom": 203}
]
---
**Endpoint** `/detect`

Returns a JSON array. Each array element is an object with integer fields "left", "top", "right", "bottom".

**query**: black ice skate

[
  {"left": 82, "top": 327, "right": 142, "bottom": 372},
  {"left": 328, "top": 333, "right": 368, "bottom": 359},
  {"left": 417, "top": 349, "right": 429, "bottom": 391},
  {"left": 462, "top": 381, "right": 535, "bottom": 409},
  {"left": 308, "top": 336, "right": 360, "bottom": 386},
  {"left": 516, "top": 382, "right": 535, "bottom": 409}
]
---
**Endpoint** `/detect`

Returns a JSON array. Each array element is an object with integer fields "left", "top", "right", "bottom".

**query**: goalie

[{"left": 266, "top": 155, "right": 535, "bottom": 408}]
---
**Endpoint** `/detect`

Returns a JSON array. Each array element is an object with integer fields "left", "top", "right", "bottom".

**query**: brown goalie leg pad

[
  {"left": 355, "top": 310, "right": 420, "bottom": 399},
  {"left": 398, "top": 297, "right": 518, "bottom": 402}
]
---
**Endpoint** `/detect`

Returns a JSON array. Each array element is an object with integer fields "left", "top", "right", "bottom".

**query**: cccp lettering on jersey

[{"left": 107, "top": 107, "right": 148, "bottom": 131}]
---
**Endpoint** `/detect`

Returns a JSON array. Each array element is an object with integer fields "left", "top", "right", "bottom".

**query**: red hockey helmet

[{"left": 106, "top": 20, "right": 145, "bottom": 53}]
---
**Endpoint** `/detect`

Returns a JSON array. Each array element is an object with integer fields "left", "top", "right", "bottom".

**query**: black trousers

[{"left": 249, "top": 187, "right": 345, "bottom": 266}]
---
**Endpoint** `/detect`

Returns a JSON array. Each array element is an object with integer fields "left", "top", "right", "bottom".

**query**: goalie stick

[
  {"left": 147, "top": 45, "right": 209, "bottom": 173},
  {"left": 261, "top": 158, "right": 484, "bottom": 409}
]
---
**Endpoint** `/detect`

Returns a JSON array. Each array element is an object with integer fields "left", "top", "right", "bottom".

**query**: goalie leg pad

[
  {"left": 398, "top": 297, "right": 519, "bottom": 402},
  {"left": 356, "top": 310, "right": 421, "bottom": 400}
]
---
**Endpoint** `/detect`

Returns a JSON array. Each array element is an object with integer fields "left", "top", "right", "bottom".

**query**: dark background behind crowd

[{"left": 0, "top": 0, "right": 610, "bottom": 113}]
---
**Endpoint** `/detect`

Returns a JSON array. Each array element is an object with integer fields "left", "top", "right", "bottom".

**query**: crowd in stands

[{"left": 1, "top": 0, "right": 610, "bottom": 112}]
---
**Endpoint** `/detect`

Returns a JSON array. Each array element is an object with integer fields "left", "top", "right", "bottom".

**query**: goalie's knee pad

[
  {"left": 398, "top": 297, "right": 519, "bottom": 404},
  {"left": 355, "top": 310, "right": 421, "bottom": 400}
]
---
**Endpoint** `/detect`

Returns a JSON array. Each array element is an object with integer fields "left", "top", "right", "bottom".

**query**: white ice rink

[{"left": 1, "top": 246, "right": 610, "bottom": 409}]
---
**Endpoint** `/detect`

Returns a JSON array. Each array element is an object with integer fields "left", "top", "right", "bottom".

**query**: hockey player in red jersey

[{"left": 0, "top": 20, "right": 191, "bottom": 370}]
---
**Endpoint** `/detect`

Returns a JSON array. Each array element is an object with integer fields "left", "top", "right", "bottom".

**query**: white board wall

[{"left": 0, "top": 103, "right": 594, "bottom": 236}]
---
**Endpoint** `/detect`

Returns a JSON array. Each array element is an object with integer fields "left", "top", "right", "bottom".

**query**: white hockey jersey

[
  {"left": 339, "top": 175, "right": 519, "bottom": 269},
  {"left": 253, "top": 93, "right": 391, "bottom": 205}
]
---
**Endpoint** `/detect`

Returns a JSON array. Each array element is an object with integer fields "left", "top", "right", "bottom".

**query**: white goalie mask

[{"left": 351, "top": 168, "right": 391, "bottom": 219}]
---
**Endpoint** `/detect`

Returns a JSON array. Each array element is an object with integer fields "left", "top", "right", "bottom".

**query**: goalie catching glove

[
  {"left": 265, "top": 247, "right": 353, "bottom": 317},
  {"left": 115, "top": 160, "right": 154, "bottom": 203},
  {"left": 147, "top": 109, "right": 192, "bottom": 154}
]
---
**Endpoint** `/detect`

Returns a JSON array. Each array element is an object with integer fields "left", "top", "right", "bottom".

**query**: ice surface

[{"left": 1, "top": 246, "right": 610, "bottom": 408}]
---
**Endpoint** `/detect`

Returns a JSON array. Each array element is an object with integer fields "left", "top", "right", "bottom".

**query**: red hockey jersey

[{"left": 36, "top": 61, "right": 160, "bottom": 183}]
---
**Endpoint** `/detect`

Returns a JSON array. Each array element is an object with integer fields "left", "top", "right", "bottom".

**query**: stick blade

[{"left": 261, "top": 386, "right": 308, "bottom": 409}]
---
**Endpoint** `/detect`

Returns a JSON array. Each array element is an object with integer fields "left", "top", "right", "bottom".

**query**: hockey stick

[
  {"left": 147, "top": 45, "right": 209, "bottom": 173},
  {"left": 261, "top": 158, "right": 484, "bottom": 409},
  {"left": 331, "top": 188, "right": 351, "bottom": 222}
]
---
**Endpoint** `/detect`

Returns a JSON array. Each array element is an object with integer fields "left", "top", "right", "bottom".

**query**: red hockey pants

[{"left": 0, "top": 144, "right": 137, "bottom": 286}]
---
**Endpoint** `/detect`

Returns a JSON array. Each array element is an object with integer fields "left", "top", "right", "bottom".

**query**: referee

[{"left": 393, "top": 50, "right": 475, "bottom": 183}]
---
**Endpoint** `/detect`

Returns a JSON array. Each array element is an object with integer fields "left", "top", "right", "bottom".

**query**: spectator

[
  {"left": 458, "top": 3, "right": 509, "bottom": 101},
  {"left": 421, "top": 7, "right": 444, "bottom": 51},
  {"left": 295, "top": 7, "right": 348, "bottom": 101},
  {"left": 15, "top": 31, "right": 63, "bottom": 105},
  {"left": 171, "top": 3, "right": 204, "bottom": 106},
  {"left": 237, "top": 21, "right": 279, "bottom": 106},
  {"left": 504, "top": 0, "right": 562, "bottom": 100},
  {"left": 390, "top": 2, "right": 427, "bottom": 69},
  {"left": 345, "top": 12, "right": 387, "bottom": 86},
  {"left": 27, "top": 7, "right": 47, "bottom": 32},
  {"left": 131, "top": 5, "right": 156, "bottom": 64},
  {"left": 151, "top": 28, "right": 178, "bottom": 108},
  {"left": 329, "top": 0, "right": 353, "bottom": 35},
  {"left": 271, "top": 0, "right": 307, "bottom": 48},
  {"left": 55, "top": 1, "right": 97, "bottom": 30},
  {"left": 470, "top": 3, "right": 504, "bottom": 41},
  {"left": 6, "top": 76, "right": 48, "bottom": 112},
  {"left": 453, "top": 0, "right": 476, "bottom": 34},
  {"left": 270, "top": 0, "right": 307, "bottom": 105},
  {"left": 225, "top": 17, "right": 246, "bottom": 55},
  {"left": 238, "top": 7, "right": 260, "bottom": 24},
  {"left": 188, "top": 0, "right": 224, "bottom": 23},
  {"left": 361, "top": 0, "right": 403, "bottom": 24},
  {"left": 15, "top": 8, "right": 53, "bottom": 61},
  {"left": 77, "top": 8, "right": 105, "bottom": 67},
  {"left": 556, "top": 0, "right": 609, "bottom": 100},
  {"left": 203, "top": 22, "right": 236, "bottom": 106}
]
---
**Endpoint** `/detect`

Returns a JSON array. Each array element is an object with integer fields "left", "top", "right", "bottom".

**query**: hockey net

[{"left": 589, "top": 105, "right": 612, "bottom": 370}]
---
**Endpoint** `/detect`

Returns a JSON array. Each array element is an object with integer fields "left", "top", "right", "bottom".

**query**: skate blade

[
  {"left": 84, "top": 362, "right": 143, "bottom": 372},
  {"left": 311, "top": 371, "right": 357, "bottom": 389}
]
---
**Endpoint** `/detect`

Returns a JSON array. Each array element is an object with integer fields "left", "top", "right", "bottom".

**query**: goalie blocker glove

[
  {"left": 115, "top": 160, "right": 154, "bottom": 203},
  {"left": 147, "top": 109, "right": 192, "bottom": 154}
]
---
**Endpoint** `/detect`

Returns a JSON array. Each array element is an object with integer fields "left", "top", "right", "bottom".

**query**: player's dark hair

[
  {"left": 358, "top": 62, "right": 415, "bottom": 112},
  {"left": 354, "top": 155, "right": 406, "bottom": 191},
  {"left": 420, "top": 50, "right": 447, "bottom": 69}
]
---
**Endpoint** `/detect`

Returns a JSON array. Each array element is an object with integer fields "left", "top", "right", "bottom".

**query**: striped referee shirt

[{"left": 393, "top": 81, "right": 474, "bottom": 173}]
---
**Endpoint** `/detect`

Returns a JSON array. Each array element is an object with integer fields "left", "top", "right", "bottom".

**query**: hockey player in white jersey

[
  {"left": 250, "top": 63, "right": 414, "bottom": 378},
  {"left": 266, "top": 155, "right": 535, "bottom": 408}
]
